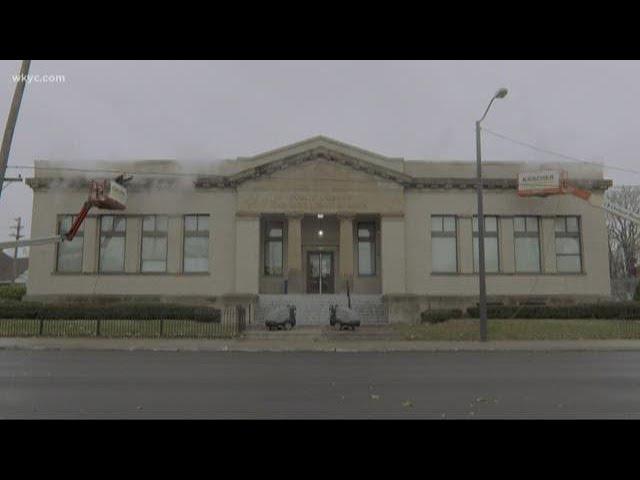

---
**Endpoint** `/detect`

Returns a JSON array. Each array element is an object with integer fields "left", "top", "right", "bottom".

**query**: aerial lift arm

[{"left": 0, "top": 176, "right": 130, "bottom": 250}]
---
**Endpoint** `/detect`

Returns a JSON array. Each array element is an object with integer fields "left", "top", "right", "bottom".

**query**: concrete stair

[
  {"left": 256, "top": 294, "right": 387, "bottom": 326},
  {"left": 242, "top": 324, "right": 397, "bottom": 341}
]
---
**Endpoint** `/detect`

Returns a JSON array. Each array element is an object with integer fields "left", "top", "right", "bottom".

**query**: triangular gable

[{"left": 228, "top": 136, "right": 413, "bottom": 186}]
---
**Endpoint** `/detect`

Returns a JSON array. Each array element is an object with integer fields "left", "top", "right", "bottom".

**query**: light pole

[{"left": 476, "top": 87, "right": 508, "bottom": 342}]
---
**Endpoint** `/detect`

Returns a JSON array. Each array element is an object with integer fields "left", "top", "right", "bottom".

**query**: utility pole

[
  {"left": 10, "top": 217, "right": 23, "bottom": 283},
  {"left": 0, "top": 60, "right": 31, "bottom": 201}
]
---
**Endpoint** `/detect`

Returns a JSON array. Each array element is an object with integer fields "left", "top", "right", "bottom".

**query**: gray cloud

[{"left": 1, "top": 60, "right": 639, "bottom": 246}]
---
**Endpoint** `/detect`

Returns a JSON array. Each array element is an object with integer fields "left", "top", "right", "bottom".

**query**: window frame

[
  {"left": 431, "top": 215, "right": 458, "bottom": 273},
  {"left": 554, "top": 215, "right": 583, "bottom": 273},
  {"left": 356, "top": 222, "right": 376, "bottom": 277},
  {"left": 98, "top": 215, "right": 127, "bottom": 273},
  {"left": 55, "top": 214, "right": 84, "bottom": 273},
  {"left": 472, "top": 215, "right": 500, "bottom": 273},
  {"left": 513, "top": 215, "right": 541, "bottom": 273},
  {"left": 140, "top": 215, "right": 169, "bottom": 273},
  {"left": 183, "top": 214, "right": 210, "bottom": 274},
  {"left": 263, "top": 220, "right": 284, "bottom": 277}
]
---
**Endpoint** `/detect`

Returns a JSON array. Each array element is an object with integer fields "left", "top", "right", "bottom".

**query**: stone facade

[{"left": 25, "top": 136, "right": 613, "bottom": 323}]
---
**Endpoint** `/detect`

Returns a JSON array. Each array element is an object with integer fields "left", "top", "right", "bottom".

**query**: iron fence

[{"left": 0, "top": 306, "right": 249, "bottom": 339}]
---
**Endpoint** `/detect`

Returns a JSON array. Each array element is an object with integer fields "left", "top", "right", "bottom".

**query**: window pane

[
  {"left": 358, "top": 228, "right": 371, "bottom": 239},
  {"left": 114, "top": 217, "right": 126, "bottom": 232},
  {"left": 432, "top": 237, "right": 457, "bottom": 272},
  {"left": 358, "top": 241, "right": 374, "bottom": 275},
  {"left": 265, "top": 240, "right": 283, "bottom": 275},
  {"left": 184, "top": 236, "right": 209, "bottom": 272},
  {"left": 515, "top": 237, "right": 540, "bottom": 272},
  {"left": 556, "top": 237, "right": 580, "bottom": 255},
  {"left": 101, "top": 216, "right": 113, "bottom": 232},
  {"left": 141, "top": 260, "right": 166, "bottom": 272},
  {"left": 557, "top": 255, "right": 581, "bottom": 273},
  {"left": 485, "top": 216, "right": 497, "bottom": 232},
  {"left": 185, "top": 216, "right": 197, "bottom": 231},
  {"left": 143, "top": 216, "right": 155, "bottom": 232},
  {"left": 61, "top": 216, "right": 72, "bottom": 232},
  {"left": 473, "top": 237, "right": 499, "bottom": 273},
  {"left": 268, "top": 225, "right": 282, "bottom": 238},
  {"left": 142, "top": 237, "right": 167, "bottom": 260},
  {"left": 473, "top": 216, "right": 497, "bottom": 232},
  {"left": 431, "top": 216, "right": 443, "bottom": 232},
  {"left": 99, "top": 236, "right": 125, "bottom": 272},
  {"left": 566, "top": 216, "right": 579, "bottom": 232},
  {"left": 156, "top": 216, "right": 168, "bottom": 232},
  {"left": 443, "top": 216, "right": 456, "bottom": 232},
  {"left": 198, "top": 215, "right": 209, "bottom": 232},
  {"left": 57, "top": 238, "right": 83, "bottom": 272},
  {"left": 514, "top": 217, "right": 526, "bottom": 232},
  {"left": 526, "top": 217, "right": 538, "bottom": 232},
  {"left": 184, "top": 257, "right": 209, "bottom": 272},
  {"left": 554, "top": 217, "right": 566, "bottom": 232}
]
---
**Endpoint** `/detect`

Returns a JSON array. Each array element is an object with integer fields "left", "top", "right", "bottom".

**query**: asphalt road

[{"left": 1, "top": 349, "right": 640, "bottom": 419}]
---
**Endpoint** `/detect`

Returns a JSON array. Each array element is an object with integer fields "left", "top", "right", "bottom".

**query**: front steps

[
  {"left": 256, "top": 294, "right": 387, "bottom": 326},
  {"left": 242, "top": 324, "right": 397, "bottom": 341}
]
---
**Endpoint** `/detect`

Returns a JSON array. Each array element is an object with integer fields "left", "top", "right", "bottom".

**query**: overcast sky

[{"left": 1, "top": 60, "right": 640, "bottom": 248}]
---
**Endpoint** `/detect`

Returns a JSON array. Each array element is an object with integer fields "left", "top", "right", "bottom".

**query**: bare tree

[{"left": 606, "top": 186, "right": 640, "bottom": 299}]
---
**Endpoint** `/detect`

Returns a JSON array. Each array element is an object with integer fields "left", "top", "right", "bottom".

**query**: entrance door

[{"left": 307, "top": 252, "right": 334, "bottom": 294}]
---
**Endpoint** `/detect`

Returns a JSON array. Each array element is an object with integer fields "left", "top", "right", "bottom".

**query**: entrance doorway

[{"left": 307, "top": 252, "right": 334, "bottom": 294}]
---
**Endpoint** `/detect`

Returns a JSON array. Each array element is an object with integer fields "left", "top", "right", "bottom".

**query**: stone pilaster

[
  {"left": 286, "top": 214, "right": 304, "bottom": 293},
  {"left": 338, "top": 214, "right": 355, "bottom": 293}
]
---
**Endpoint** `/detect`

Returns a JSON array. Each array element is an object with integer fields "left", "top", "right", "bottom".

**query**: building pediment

[{"left": 225, "top": 138, "right": 413, "bottom": 187}]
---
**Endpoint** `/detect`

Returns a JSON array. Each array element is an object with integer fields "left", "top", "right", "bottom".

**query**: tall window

[
  {"left": 514, "top": 216, "right": 541, "bottom": 273},
  {"left": 555, "top": 216, "right": 582, "bottom": 273},
  {"left": 357, "top": 222, "right": 376, "bottom": 276},
  {"left": 431, "top": 215, "right": 457, "bottom": 273},
  {"left": 56, "top": 215, "right": 84, "bottom": 272},
  {"left": 184, "top": 215, "right": 209, "bottom": 273},
  {"left": 141, "top": 215, "right": 168, "bottom": 272},
  {"left": 473, "top": 216, "right": 500, "bottom": 273},
  {"left": 264, "top": 221, "right": 283, "bottom": 276},
  {"left": 99, "top": 215, "right": 126, "bottom": 272}
]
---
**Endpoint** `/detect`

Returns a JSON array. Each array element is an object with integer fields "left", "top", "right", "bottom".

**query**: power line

[{"left": 482, "top": 127, "right": 640, "bottom": 176}]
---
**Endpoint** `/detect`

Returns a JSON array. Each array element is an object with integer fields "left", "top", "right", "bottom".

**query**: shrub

[
  {"left": 466, "top": 302, "right": 640, "bottom": 320},
  {"left": 421, "top": 309, "right": 463, "bottom": 324},
  {"left": 0, "top": 284, "right": 26, "bottom": 302},
  {"left": 0, "top": 302, "right": 222, "bottom": 322}
]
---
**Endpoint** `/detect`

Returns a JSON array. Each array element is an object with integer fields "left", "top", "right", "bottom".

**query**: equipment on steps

[
  {"left": 329, "top": 304, "right": 361, "bottom": 331},
  {"left": 265, "top": 304, "right": 297, "bottom": 331}
]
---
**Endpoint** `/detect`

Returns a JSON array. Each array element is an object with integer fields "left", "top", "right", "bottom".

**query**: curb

[{"left": 2, "top": 337, "right": 640, "bottom": 353}]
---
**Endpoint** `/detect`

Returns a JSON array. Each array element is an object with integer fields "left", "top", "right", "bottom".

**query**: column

[
  {"left": 235, "top": 214, "right": 260, "bottom": 294},
  {"left": 338, "top": 214, "right": 355, "bottom": 293},
  {"left": 286, "top": 214, "right": 303, "bottom": 293},
  {"left": 381, "top": 214, "right": 406, "bottom": 294}
]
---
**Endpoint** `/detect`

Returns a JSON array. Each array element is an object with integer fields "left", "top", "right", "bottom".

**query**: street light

[{"left": 476, "top": 88, "right": 508, "bottom": 342}]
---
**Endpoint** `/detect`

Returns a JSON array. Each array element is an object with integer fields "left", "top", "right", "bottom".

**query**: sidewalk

[{"left": 2, "top": 336, "right": 640, "bottom": 352}]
